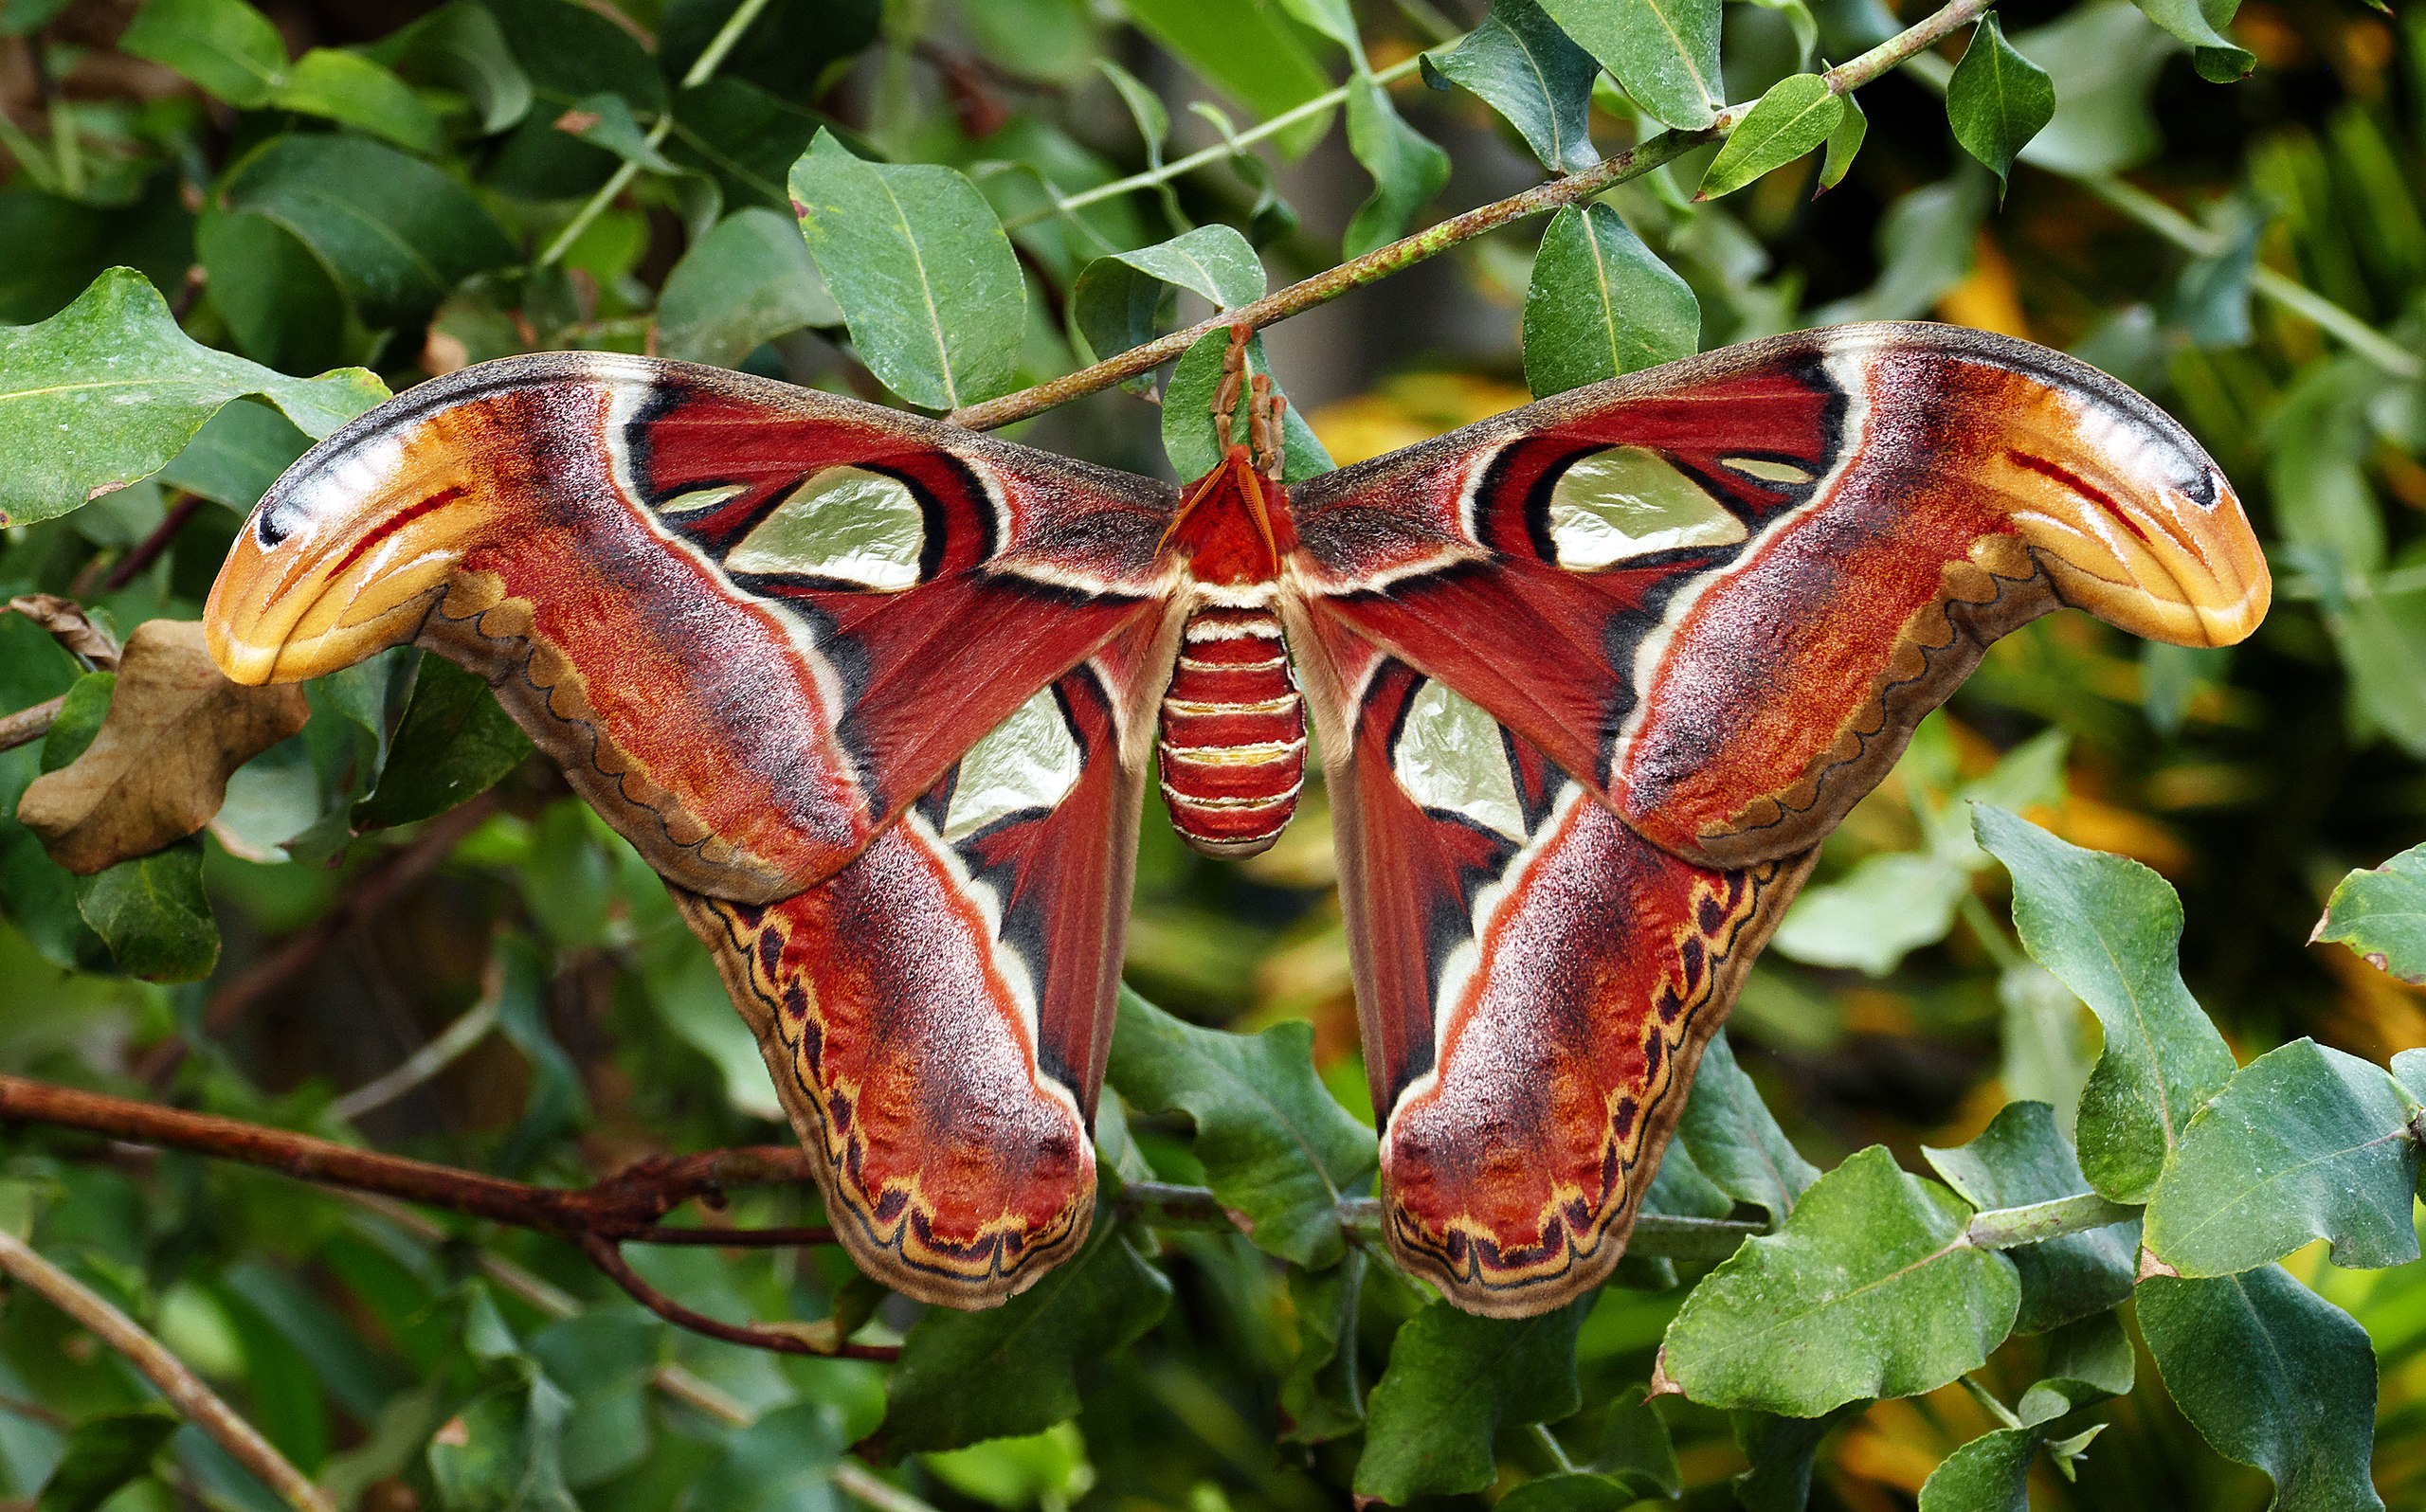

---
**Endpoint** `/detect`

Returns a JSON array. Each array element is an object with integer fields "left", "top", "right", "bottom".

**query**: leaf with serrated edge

[
  {"left": 0, "top": 270, "right": 385, "bottom": 526},
  {"left": 1658, "top": 1146, "right": 2019, "bottom": 1416},
  {"left": 788, "top": 129, "right": 1025, "bottom": 410},
  {"left": 2314, "top": 841, "right": 2426, "bottom": 984},
  {"left": 1522, "top": 202, "right": 1699, "bottom": 398},
  {"left": 1106, "top": 988, "right": 1373, "bottom": 1268},
  {"left": 1423, "top": 0, "right": 1602, "bottom": 173},
  {"left": 1698, "top": 73, "right": 1842, "bottom": 199},
  {"left": 1353, "top": 1297, "right": 1591, "bottom": 1502},
  {"left": 1973, "top": 805, "right": 2236, "bottom": 1204},
  {"left": 1923, "top": 1101, "right": 2136, "bottom": 1333},
  {"left": 2139, "top": 1267, "right": 2385, "bottom": 1512},
  {"left": 2145, "top": 1038, "right": 2423, "bottom": 1275}
]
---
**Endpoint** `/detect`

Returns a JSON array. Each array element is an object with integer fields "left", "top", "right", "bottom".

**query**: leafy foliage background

[{"left": 4, "top": 0, "right": 2426, "bottom": 1508}]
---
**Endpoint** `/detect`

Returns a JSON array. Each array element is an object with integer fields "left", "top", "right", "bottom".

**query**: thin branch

[
  {"left": 99, "top": 494, "right": 208, "bottom": 592},
  {"left": 0, "top": 695, "right": 63, "bottom": 755},
  {"left": 949, "top": 0, "right": 1994, "bottom": 431},
  {"left": 1966, "top": 1190, "right": 2139, "bottom": 1248},
  {"left": 0, "top": 1228, "right": 332, "bottom": 1512},
  {"left": 576, "top": 1233, "right": 897, "bottom": 1360},
  {"left": 328, "top": 975, "right": 505, "bottom": 1123}
]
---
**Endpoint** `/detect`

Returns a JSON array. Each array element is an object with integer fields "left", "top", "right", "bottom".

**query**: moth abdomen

[{"left": 1157, "top": 606, "right": 1305, "bottom": 857}]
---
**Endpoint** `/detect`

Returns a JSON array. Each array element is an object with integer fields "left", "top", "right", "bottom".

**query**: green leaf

[
  {"left": 1107, "top": 987, "right": 1375, "bottom": 1267},
  {"left": 1813, "top": 171, "right": 1989, "bottom": 323},
  {"left": 656, "top": 207, "right": 842, "bottom": 369},
  {"left": 658, "top": 0, "right": 878, "bottom": 106},
  {"left": 1730, "top": 1406, "right": 1861, "bottom": 1512},
  {"left": 1698, "top": 73, "right": 1843, "bottom": 199},
  {"left": 1344, "top": 75, "right": 1451, "bottom": 259},
  {"left": 353, "top": 657, "right": 534, "bottom": 831},
  {"left": 1521, "top": 202, "right": 1699, "bottom": 398},
  {"left": 1352, "top": 1297, "right": 1591, "bottom": 1503},
  {"left": 1072, "top": 225, "right": 1266, "bottom": 365},
  {"left": 427, "top": 1372, "right": 582, "bottom": 1512},
  {"left": 1111, "top": 0, "right": 1335, "bottom": 156},
  {"left": 36, "top": 1409, "right": 179, "bottom": 1512},
  {"left": 1161, "top": 325, "right": 1334, "bottom": 485},
  {"left": 374, "top": 2, "right": 534, "bottom": 135},
  {"left": 1945, "top": 17, "right": 2055, "bottom": 186},
  {"left": 788, "top": 130, "right": 1025, "bottom": 410},
  {"left": 2010, "top": 3, "right": 2170, "bottom": 177},
  {"left": 2127, "top": 0, "right": 2252, "bottom": 81},
  {"left": 487, "top": 0, "right": 665, "bottom": 114},
  {"left": 74, "top": 839, "right": 218, "bottom": 982},
  {"left": 118, "top": 0, "right": 284, "bottom": 109},
  {"left": 1674, "top": 1030, "right": 1818, "bottom": 1222},
  {"left": 41, "top": 672, "right": 116, "bottom": 772},
  {"left": 1421, "top": 0, "right": 1602, "bottom": 174},
  {"left": 2019, "top": 1308, "right": 2135, "bottom": 1424},
  {"left": 1819, "top": 89, "right": 1866, "bottom": 190},
  {"left": 1974, "top": 804, "right": 2237, "bottom": 1204},
  {"left": 1537, "top": 0, "right": 1722, "bottom": 130},
  {"left": 876, "top": 1212, "right": 1171, "bottom": 1457},
  {"left": 2145, "top": 1038, "right": 2423, "bottom": 1275},
  {"left": 1770, "top": 851, "right": 1971, "bottom": 976},
  {"left": 0, "top": 269, "right": 386, "bottom": 526},
  {"left": 2138, "top": 1268, "right": 2384, "bottom": 1512},
  {"left": 275, "top": 49, "right": 448, "bottom": 155},
  {"left": 1923, "top": 1101, "right": 2136, "bottom": 1333},
  {"left": 155, "top": 399, "right": 311, "bottom": 513},
  {"left": 215, "top": 135, "right": 517, "bottom": 330},
  {"left": 1279, "top": 1251, "right": 1366, "bottom": 1443},
  {"left": 2314, "top": 841, "right": 2426, "bottom": 983},
  {"left": 1658, "top": 1146, "right": 2020, "bottom": 1415},
  {"left": 1497, "top": 1395, "right": 1680, "bottom": 1510},
  {"left": 1916, "top": 1425, "right": 2038, "bottom": 1512}
]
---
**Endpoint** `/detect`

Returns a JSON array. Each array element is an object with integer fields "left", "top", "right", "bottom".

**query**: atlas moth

[{"left": 205, "top": 320, "right": 2267, "bottom": 1316}]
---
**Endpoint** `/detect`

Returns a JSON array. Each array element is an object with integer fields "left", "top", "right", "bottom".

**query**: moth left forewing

[
  {"left": 1290, "top": 623, "right": 1814, "bottom": 1315},
  {"left": 673, "top": 608, "right": 1179, "bottom": 1307}
]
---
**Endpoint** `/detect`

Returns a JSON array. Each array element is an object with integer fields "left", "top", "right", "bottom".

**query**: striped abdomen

[{"left": 1158, "top": 606, "right": 1305, "bottom": 857}]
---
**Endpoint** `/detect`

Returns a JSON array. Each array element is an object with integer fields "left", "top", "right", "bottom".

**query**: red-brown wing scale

[
  {"left": 1285, "top": 321, "right": 2269, "bottom": 1315},
  {"left": 673, "top": 608, "right": 1178, "bottom": 1304},
  {"left": 206, "top": 352, "right": 1178, "bottom": 903}
]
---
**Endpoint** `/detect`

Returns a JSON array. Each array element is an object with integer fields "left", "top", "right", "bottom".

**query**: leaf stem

[
  {"left": 1960, "top": 1373, "right": 2027, "bottom": 1431},
  {"left": 0, "top": 1227, "right": 333, "bottom": 1512},
  {"left": 536, "top": 0, "right": 778, "bottom": 266},
  {"left": 1530, "top": 1422, "right": 1580, "bottom": 1474},
  {"left": 950, "top": 0, "right": 1996, "bottom": 430},
  {"left": 1965, "top": 1190, "right": 2139, "bottom": 1249}
]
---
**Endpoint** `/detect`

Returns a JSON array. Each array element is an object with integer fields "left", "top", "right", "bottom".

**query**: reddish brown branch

[
  {"left": 100, "top": 493, "right": 208, "bottom": 592},
  {"left": 0, "top": 1073, "right": 896, "bottom": 1360}
]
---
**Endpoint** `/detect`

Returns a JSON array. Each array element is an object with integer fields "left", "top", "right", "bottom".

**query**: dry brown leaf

[
  {"left": 17, "top": 620, "right": 310, "bottom": 873},
  {"left": 8, "top": 594, "right": 121, "bottom": 670}
]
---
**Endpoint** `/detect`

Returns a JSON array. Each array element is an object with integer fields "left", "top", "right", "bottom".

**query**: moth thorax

[{"left": 1157, "top": 606, "right": 1306, "bottom": 858}]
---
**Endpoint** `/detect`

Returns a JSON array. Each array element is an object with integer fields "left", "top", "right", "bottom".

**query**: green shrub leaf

[
  {"left": 73, "top": 839, "right": 217, "bottom": 982},
  {"left": 373, "top": 2, "right": 534, "bottom": 135},
  {"left": 119, "top": 0, "right": 285, "bottom": 108},
  {"left": 1106, "top": 987, "right": 1375, "bottom": 1268},
  {"left": 2145, "top": 1038, "right": 2423, "bottom": 1275},
  {"left": 2313, "top": 841, "right": 2426, "bottom": 983},
  {"left": 1073, "top": 225, "right": 1266, "bottom": 365},
  {"left": 0, "top": 269, "right": 386, "bottom": 527},
  {"left": 1916, "top": 1426, "right": 2039, "bottom": 1512},
  {"left": 1730, "top": 1405, "right": 1863, "bottom": 1512},
  {"left": 877, "top": 1214, "right": 1171, "bottom": 1457},
  {"left": 2127, "top": 0, "right": 2253, "bottom": 81},
  {"left": 1946, "top": 17, "right": 2055, "bottom": 185},
  {"left": 1658, "top": 1146, "right": 2020, "bottom": 1415},
  {"left": 1974, "top": 804, "right": 2237, "bottom": 1203},
  {"left": 1422, "top": 0, "right": 1603, "bottom": 174},
  {"left": 1161, "top": 326, "right": 1334, "bottom": 485},
  {"left": 35, "top": 1409, "right": 178, "bottom": 1512},
  {"left": 656, "top": 207, "right": 842, "bottom": 369},
  {"left": 1111, "top": 0, "right": 1335, "bottom": 156},
  {"left": 353, "top": 657, "right": 534, "bottom": 831},
  {"left": 1699, "top": 73, "right": 1843, "bottom": 199},
  {"left": 1537, "top": 0, "right": 1722, "bottom": 130},
  {"left": 1280, "top": 1250, "right": 1367, "bottom": 1444},
  {"left": 2138, "top": 1267, "right": 2385, "bottom": 1512},
  {"left": 1674, "top": 1030, "right": 1819, "bottom": 1221},
  {"left": 155, "top": 399, "right": 311, "bottom": 513},
  {"left": 1344, "top": 75, "right": 1452, "bottom": 259},
  {"left": 1923, "top": 1101, "right": 2136, "bottom": 1332},
  {"left": 1522, "top": 202, "right": 1699, "bottom": 397},
  {"left": 788, "top": 131, "right": 1025, "bottom": 410},
  {"left": 276, "top": 48, "right": 448, "bottom": 155},
  {"left": 1353, "top": 1297, "right": 1592, "bottom": 1503},
  {"left": 1819, "top": 89, "right": 1867, "bottom": 190}
]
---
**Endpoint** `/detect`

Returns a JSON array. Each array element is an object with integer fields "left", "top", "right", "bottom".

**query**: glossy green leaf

[
  {"left": 375, "top": 2, "right": 534, "bottom": 135},
  {"left": 1674, "top": 1030, "right": 1819, "bottom": 1221},
  {"left": 1658, "top": 1146, "right": 2020, "bottom": 1415},
  {"left": 427, "top": 1371, "right": 581, "bottom": 1512},
  {"left": 2139, "top": 1268, "right": 2384, "bottom": 1512},
  {"left": 277, "top": 49, "right": 448, "bottom": 154},
  {"left": 1162, "top": 325, "right": 1334, "bottom": 485},
  {"left": 1279, "top": 1250, "right": 1366, "bottom": 1443},
  {"left": 2145, "top": 1038, "right": 2423, "bottom": 1275},
  {"left": 1917, "top": 1425, "right": 2038, "bottom": 1512},
  {"left": 656, "top": 207, "right": 842, "bottom": 369},
  {"left": 155, "top": 398, "right": 311, "bottom": 513},
  {"left": 74, "top": 839, "right": 217, "bottom": 982},
  {"left": 1421, "top": 0, "right": 1602, "bottom": 174},
  {"left": 1344, "top": 75, "right": 1452, "bottom": 259},
  {"left": 0, "top": 269, "right": 385, "bottom": 527},
  {"left": 1072, "top": 225, "right": 1266, "bottom": 365},
  {"left": 1730, "top": 1405, "right": 1862, "bottom": 1512},
  {"left": 1771, "top": 851, "right": 1971, "bottom": 976},
  {"left": 2313, "top": 841, "right": 2426, "bottom": 983},
  {"left": 1522, "top": 202, "right": 1699, "bottom": 397},
  {"left": 487, "top": 0, "right": 665, "bottom": 114},
  {"left": 1974, "top": 804, "right": 2237, "bottom": 1204},
  {"left": 1111, "top": 0, "right": 1334, "bottom": 156},
  {"left": 1537, "top": 0, "right": 1722, "bottom": 130},
  {"left": 353, "top": 657, "right": 534, "bottom": 831},
  {"left": 1107, "top": 987, "right": 1374, "bottom": 1268},
  {"left": 1819, "top": 89, "right": 1866, "bottom": 190},
  {"left": 1353, "top": 1297, "right": 1591, "bottom": 1503},
  {"left": 118, "top": 0, "right": 284, "bottom": 108},
  {"left": 788, "top": 130, "right": 1024, "bottom": 410},
  {"left": 1946, "top": 17, "right": 2055, "bottom": 185},
  {"left": 1699, "top": 74, "right": 1842, "bottom": 199},
  {"left": 877, "top": 1213, "right": 1171, "bottom": 1457},
  {"left": 217, "top": 135, "right": 516, "bottom": 329},
  {"left": 36, "top": 1410, "right": 178, "bottom": 1512},
  {"left": 2020, "top": 1309, "right": 2136, "bottom": 1425},
  {"left": 1923, "top": 1101, "right": 2136, "bottom": 1333},
  {"left": 2127, "top": 0, "right": 2252, "bottom": 81}
]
